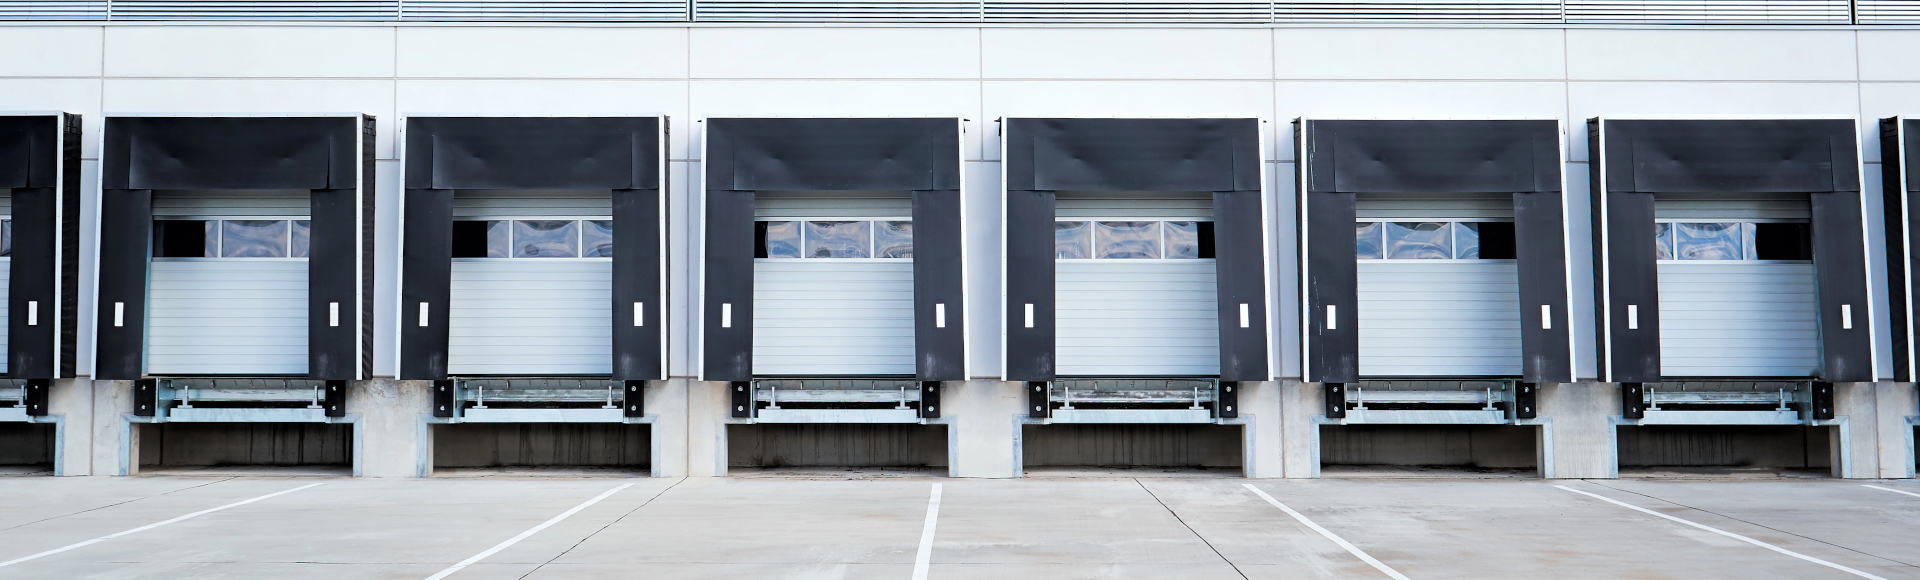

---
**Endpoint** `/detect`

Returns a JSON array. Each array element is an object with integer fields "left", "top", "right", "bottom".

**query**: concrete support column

[
  {"left": 946, "top": 379, "right": 1020, "bottom": 478},
  {"left": 1240, "top": 380, "right": 1283, "bottom": 478},
  {"left": 1538, "top": 382, "right": 1617, "bottom": 479},
  {"left": 1827, "top": 381, "right": 1902, "bottom": 479},
  {"left": 686, "top": 379, "right": 730, "bottom": 477},
  {"left": 1874, "top": 382, "right": 1918, "bottom": 479},
  {"left": 1279, "top": 380, "right": 1321, "bottom": 478},
  {"left": 91, "top": 379, "right": 134, "bottom": 476},
  {"left": 352, "top": 378, "right": 429, "bottom": 477},
  {"left": 46, "top": 377, "right": 92, "bottom": 476},
  {"left": 646, "top": 379, "right": 690, "bottom": 477}
]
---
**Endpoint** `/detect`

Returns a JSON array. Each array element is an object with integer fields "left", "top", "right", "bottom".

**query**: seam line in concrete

[
  {"left": 1242, "top": 483, "right": 1408, "bottom": 580},
  {"left": 912, "top": 482, "right": 943, "bottom": 580},
  {"left": 0, "top": 481, "right": 324, "bottom": 569},
  {"left": 1142, "top": 479, "right": 1249, "bottom": 579},
  {"left": 517, "top": 477, "right": 688, "bottom": 580},
  {"left": 1863, "top": 484, "right": 1920, "bottom": 498},
  {"left": 0, "top": 476, "right": 237, "bottom": 534},
  {"left": 1588, "top": 480, "right": 1920, "bottom": 568},
  {"left": 426, "top": 482, "right": 633, "bottom": 580},
  {"left": 1556, "top": 484, "right": 1892, "bottom": 579}
]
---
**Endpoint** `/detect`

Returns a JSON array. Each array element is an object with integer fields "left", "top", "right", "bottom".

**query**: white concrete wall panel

[
  {"left": 397, "top": 27, "right": 687, "bottom": 79},
  {"left": 983, "top": 28, "right": 1272, "bottom": 80},
  {"left": 1566, "top": 30, "right": 1858, "bottom": 82},
  {"left": 1274, "top": 28, "right": 1565, "bottom": 81},
  {"left": 105, "top": 26, "right": 395, "bottom": 79},
  {"left": 0, "top": 27, "right": 101, "bottom": 77},
  {"left": 1859, "top": 31, "right": 1920, "bottom": 81},
  {"left": 0, "top": 79, "right": 101, "bottom": 155},
  {"left": 692, "top": 28, "right": 979, "bottom": 79}
]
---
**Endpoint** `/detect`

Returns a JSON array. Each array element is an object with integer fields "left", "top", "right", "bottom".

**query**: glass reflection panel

[
  {"left": 1674, "top": 222, "right": 1742, "bottom": 260},
  {"left": 1, "top": 220, "right": 11, "bottom": 257},
  {"left": 763, "top": 221, "right": 801, "bottom": 259},
  {"left": 583, "top": 220, "right": 614, "bottom": 257},
  {"left": 1385, "top": 222, "right": 1450, "bottom": 259},
  {"left": 1356, "top": 222, "right": 1383, "bottom": 260},
  {"left": 290, "top": 220, "right": 310, "bottom": 258},
  {"left": 512, "top": 220, "right": 578, "bottom": 258},
  {"left": 1055, "top": 222, "right": 1090, "bottom": 259},
  {"left": 485, "top": 221, "right": 510, "bottom": 258},
  {"left": 221, "top": 220, "right": 289, "bottom": 258},
  {"left": 1455, "top": 222, "right": 1482, "bottom": 259},
  {"left": 1654, "top": 223, "right": 1673, "bottom": 260},
  {"left": 876, "top": 221, "right": 913, "bottom": 258},
  {"left": 1095, "top": 221, "right": 1161, "bottom": 259},
  {"left": 805, "top": 221, "right": 871, "bottom": 258},
  {"left": 1165, "top": 221, "right": 1200, "bottom": 259}
]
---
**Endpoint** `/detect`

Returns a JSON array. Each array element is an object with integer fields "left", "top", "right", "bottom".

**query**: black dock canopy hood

[
  {"left": 1003, "top": 117, "right": 1270, "bottom": 382},
  {"left": 95, "top": 115, "right": 374, "bottom": 381},
  {"left": 399, "top": 116, "right": 666, "bottom": 382},
  {"left": 701, "top": 117, "right": 964, "bottom": 382},
  {"left": 1297, "top": 119, "right": 1571, "bottom": 384},
  {"left": 1592, "top": 118, "right": 1872, "bottom": 383},
  {"left": 1, "top": 113, "right": 81, "bottom": 381},
  {"left": 1882, "top": 117, "right": 1920, "bottom": 381}
]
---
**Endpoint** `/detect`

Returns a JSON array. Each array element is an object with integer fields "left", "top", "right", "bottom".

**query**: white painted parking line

[
  {"left": 1242, "top": 484, "right": 1410, "bottom": 580},
  {"left": 1863, "top": 485, "right": 1920, "bottom": 499},
  {"left": 0, "top": 482, "right": 324, "bottom": 569},
  {"left": 912, "top": 483, "right": 943, "bottom": 580},
  {"left": 425, "top": 482, "right": 633, "bottom": 580},
  {"left": 1555, "top": 485, "right": 1889, "bottom": 580}
]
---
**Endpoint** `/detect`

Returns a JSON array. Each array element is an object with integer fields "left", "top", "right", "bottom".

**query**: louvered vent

[
  {"left": 1564, "top": 0, "right": 1849, "bottom": 23},
  {"left": 1275, "top": 0, "right": 1559, "bottom": 22},
  {"left": 403, "top": 1, "right": 687, "bottom": 20},
  {"left": 1858, "top": 0, "right": 1920, "bottom": 22},
  {"left": 983, "top": 0, "right": 1272, "bottom": 22},
  {"left": 0, "top": 0, "right": 103, "bottom": 18},
  {"left": 108, "top": 1, "right": 400, "bottom": 19},
  {"left": 693, "top": 0, "right": 983, "bottom": 21}
]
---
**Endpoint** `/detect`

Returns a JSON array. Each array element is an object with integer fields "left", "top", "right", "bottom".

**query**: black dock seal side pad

[
  {"left": 1, "top": 114, "right": 74, "bottom": 380},
  {"left": 1596, "top": 119, "right": 1867, "bottom": 382},
  {"left": 1006, "top": 118, "right": 1267, "bottom": 382}
]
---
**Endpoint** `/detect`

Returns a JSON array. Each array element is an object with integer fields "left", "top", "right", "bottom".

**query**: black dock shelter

[
  {"left": 701, "top": 117, "right": 965, "bottom": 421},
  {"left": 1593, "top": 118, "right": 1873, "bottom": 421},
  {"left": 398, "top": 115, "right": 666, "bottom": 421},
  {"left": 1881, "top": 117, "right": 1919, "bottom": 382},
  {"left": 1296, "top": 119, "right": 1572, "bottom": 420},
  {"left": 1, "top": 112, "right": 82, "bottom": 418},
  {"left": 94, "top": 114, "right": 374, "bottom": 417},
  {"left": 1004, "top": 117, "right": 1271, "bottom": 422}
]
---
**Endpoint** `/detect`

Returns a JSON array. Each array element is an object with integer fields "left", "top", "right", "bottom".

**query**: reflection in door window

[
  {"left": 875, "top": 221, "right": 913, "bottom": 258},
  {"left": 806, "top": 221, "right": 872, "bottom": 258},
  {"left": 1165, "top": 221, "right": 1201, "bottom": 259},
  {"left": 513, "top": 220, "right": 579, "bottom": 258},
  {"left": 1055, "top": 221, "right": 1090, "bottom": 259},
  {"left": 1385, "top": 222, "right": 1450, "bottom": 259},
  {"left": 1095, "top": 221, "right": 1161, "bottom": 259},
  {"left": 1674, "top": 222, "right": 1742, "bottom": 260},
  {"left": 1355, "top": 222, "right": 1383, "bottom": 260},
  {"left": 221, "top": 220, "right": 290, "bottom": 258},
  {"left": 290, "top": 220, "right": 311, "bottom": 258},
  {"left": 582, "top": 220, "right": 614, "bottom": 258}
]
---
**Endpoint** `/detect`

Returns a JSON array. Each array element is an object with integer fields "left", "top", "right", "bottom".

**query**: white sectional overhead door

[
  {"left": 1655, "top": 197, "right": 1820, "bottom": 378},
  {"left": 1355, "top": 196, "right": 1521, "bottom": 377},
  {"left": 1054, "top": 195, "right": 1219, "bottom": 377},
  {"left": 752, "top": 195, "right": 916, "bottom": 376},
  {"left": 146, "top": 190, "right": 310, "bottom": 375},
  {"left": 447, "top": 191, "right": 613, "bottom": 376}
]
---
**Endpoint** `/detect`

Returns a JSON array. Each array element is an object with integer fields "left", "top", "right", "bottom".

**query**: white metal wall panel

[
  {"left": 753, "top": 260, "right": 915, "bottom": 376},
  {"left": 1056, "top": 260, "right": 1219, "bottom": 377},
  {"left": 147, "top": 260, "right": 308, "bottom": 375},
  {"left": 452, "top": 190, "right": 611, "bottom": 218},
  {"left": 1657, "top": 262, "right": 1820, "bottom": 377},
  {"left": 402, "top": 1, "right": 685, "bottom": 20},
  {"left": 152, "top": 190, "right": 311, "bottom": 218},
  {"left": 1564, "top": 0, "right": 1849, "bottom": 23},
  {"left": 1357, "top": 261, "right": 1522, "bottom": 377},
  {"left": 0, "top": 1, "right": 104, "bottom": 19},
  {"left": 1276, "top": 0, "right": 1559, "bottom": 22},
  {"left": 448, "top": 260, "right": 612, "bottom": 375}
]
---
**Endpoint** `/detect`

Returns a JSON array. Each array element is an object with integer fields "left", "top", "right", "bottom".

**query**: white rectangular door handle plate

[
  {"left": 1024, "top": 304, "right": 1034, "bottom": 328},
  {"left": 721, "top": 303, "right": 732, "bottom": 328},
  {"left": 1326, "top": 304, "right": 1337, "bottom": 330},
  {"left": 329, "top": 302, "right": 339, "bottom": 327},
  {"left": 1842, "top": 304, "right": 1853, "bottom": 329},
  {"left": 634, "top": 302, "right": 644, "bottom": 327},
  {"left": 418, "top": 302, "right": 429, "bottom": 327},
  {"left": 935, "top": 303, "right": 946, "bottom": 328},
  {"left": 1541, "top": 304, "right": 1551, "bottom": 330},
  {"left": 1239, "top": 303, "right": 1250, "bottom": 328},
  {"left": 114, "top": 302, "right": 124, "bottom": 327},
  {"left": 26, "top": 301, "right": 36, "bottom": 326},
  {"left": 1626, "top": 304, "right": 1637, "bottom": 330}
]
